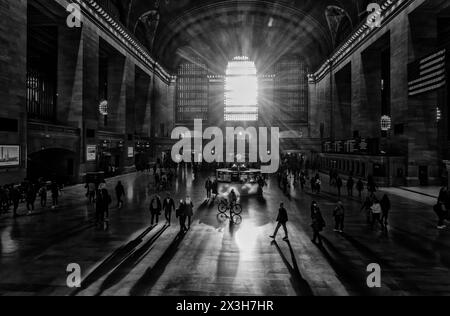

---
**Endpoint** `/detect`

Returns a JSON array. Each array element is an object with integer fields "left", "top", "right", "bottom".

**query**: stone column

[{"left": 80, "top": 23, "right": 100, "bottom": 177}]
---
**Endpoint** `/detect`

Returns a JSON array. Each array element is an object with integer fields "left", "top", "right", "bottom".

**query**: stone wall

[
  {"left": 0, "top": 0, "right": 174, "bottom": 184},
  {"left": 308, "top": 0, "right": 447, "bottom": 185},
  {"left": 0, "top": 0, "right": 27, "bottom": 183}
]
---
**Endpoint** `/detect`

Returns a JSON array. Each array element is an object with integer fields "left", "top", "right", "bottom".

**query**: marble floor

[{"left": 0, "top": 168, "right": 449, "bottom": 296}]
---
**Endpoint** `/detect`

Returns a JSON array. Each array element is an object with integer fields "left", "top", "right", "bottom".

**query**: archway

[{"left": 27, "top": 148, "right": 79, "bottom": 185}]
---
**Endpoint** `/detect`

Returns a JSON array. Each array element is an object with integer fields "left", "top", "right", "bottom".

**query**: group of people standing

[
  {"left": 1, "top": 181, "right": 61, "bottom": 218},
  {"left": 360, "top": 194, "right": 391, "bottom": 231},
  {"left": 86, "top": 180, "right": 125, "bottom": 229},
  {"left": 149, "top": 193, "right": 194, "bottom": 233},
  {"left": 329, "top": 170, "right": 368, "bottom": 199},
  {"left": 204, "top": 178, "right": 218, "bottom": 200}
]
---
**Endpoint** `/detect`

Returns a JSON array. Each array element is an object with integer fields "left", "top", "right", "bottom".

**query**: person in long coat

[
  {"left": 96, "top": 187, "right": 111, "bottom": 228},
  {"left": 185, "top": 196, "right": 194, "bottom": 229},
  {"left": 311, "top": 201, "right": 326, "bottom": 246},
  {"left": 150, "top": 194, "right": 162, "bottom": 225},
  {"left": 176, "top": 200, "right": 187, "bottom": 232},
  {"left": 163, "top": 193, "right": 176, "bottom": 225}
]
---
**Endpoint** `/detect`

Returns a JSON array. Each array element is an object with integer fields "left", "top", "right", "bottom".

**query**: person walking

[
  {"left": 336, "top": 176, "right": 343, "bottom": 197},
  {"left": 87, "top": 181, "right": 96, "bottom": 204},
  {"left": 333, "top": 201, "right": 345, "bottom": 233},
  {"left": 311, "top": 201, "right": 326, "bottom": 246},
  {"left": 26, "top": 184, "right": 36, "bottom": 215},
  {"left": 380, "top": 194, "right": 391, "bottom": 230},
  {"left": 163, "top": 193, "right": 175, "bottom": 225},
  {"left": 270, "top": 203, "right": 289, "bottom": 241},
  {"left": 434, "top": 200, "right": 448, "bottom": 229},
  {"left": 50, "top": 181, "right": 60, "bottom": 209},
  {"left": 212, "top": 178, "right": 219, "bottom": 200},
  {"left": 176, "top": 200, "right": 187, "bottom": 233},
  {"left": 300, "top": 173, "right": 306, "bottom": 192},
  {"left": 315, "top": 177, "right": 322, "bottom": 194},
  {"left": 185, "top": 196, "right": 194, "bottom": 229},
  {"left": 370, "top": 198, "right": 383, "bottom": 230},
  {"left": 150, "top": 194, "right": 162, "bottom": 226},
  {"left": 438, "top": 186, "right": 448, "bottom": 203},
  {"left": 361, "top": 196, "right": 373, "bottom": 224},
  {"left": 367, "top": 176, "right": 377, "bottom": 194},
  {"left": 96, "top": 186, "right": 112, "bottom": 229},
  {"left": 347, "top": 176, "right": 355, "bottom": 197},
  {"left": 115, "top": 181, "right": 126, "bottom": 209},
  {"left": 10, "top": 185, "right": 20, "bottom": 218},
  {"left": 38, "top": 184, "right": 47, "bottom": 208},
  {"left": 205, "top": 178, "right": 212, "bottom": 199},
  {"left": 310, "top": 177, "right": 316, "bottom": 194},
  {"left": 356, "top": 179, "right": 364, "bottom": 199}
]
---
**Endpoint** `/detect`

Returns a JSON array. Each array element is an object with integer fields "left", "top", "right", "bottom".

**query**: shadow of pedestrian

[
  {"left": 129, "top": 230, "right": 188, "bottom": 296},
  {"left": 272, "top": 240, "right": 314, "bottom": 296},
  {"left": 316, "top": 236, "right": 374, "bottom": 296},
  {"left": 70, "top": 225, "right": 157, "bottom": 296},
  {"left": 94, "top": 224, "right": 169, "bottom": 296}
]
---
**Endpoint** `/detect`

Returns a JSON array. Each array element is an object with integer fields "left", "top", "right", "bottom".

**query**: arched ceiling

[{"left": 121, "top": 0, "right": 371, "bottom": 73}]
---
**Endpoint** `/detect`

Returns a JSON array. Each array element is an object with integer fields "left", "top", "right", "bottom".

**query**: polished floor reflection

[{"left": 0, "top": 168, "right": 449, "bottom": 296}]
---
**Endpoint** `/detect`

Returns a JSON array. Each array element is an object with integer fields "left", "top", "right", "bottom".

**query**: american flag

[{"left": 408, "top": 49, "right": 447, "bottom": 96}]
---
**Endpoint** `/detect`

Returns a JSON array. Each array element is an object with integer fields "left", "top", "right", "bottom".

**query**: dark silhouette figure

[
  {"left": 163, "top": 194, "right": 175, "bottom": 225},
  {"left": 356, "top": 179, "right": 364, "bottom": 199},
  {"left": 150, "top": 194, "right": 162, "bottom": 225},
  {"left": 380, "top": 194, "right": 391, "bottom": 230},
  {"left": 115, "top": 181, "right": 126, "bottom": 209},
  {"left": 347, "top": 176, "right": 354, "bottom": 197},
  {"left": 185, "top": 196, "right": 194, "bottom": 229},
  {"left": 311, "top": 201, "right": 325, "bottom": 246},
  {"left": 333, "top": 201, "right": 345, "bottom": 233},
  {"left": 176, "top": 200, "right": 187, "bottom": 232},
  {"left": 270, "top": 203, "right": 289, "bottom": 241},
  {"left": 96, "top": 187, "right": 112, "bottom": 228}
]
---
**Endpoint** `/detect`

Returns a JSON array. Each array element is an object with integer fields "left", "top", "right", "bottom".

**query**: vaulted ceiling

[{"left": 115, "top": 0, "right": 374, "bottom": 73}]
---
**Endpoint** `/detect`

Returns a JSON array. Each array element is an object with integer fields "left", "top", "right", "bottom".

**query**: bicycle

[
  {"left": 218, "top": 199, "right": 242, "bottom": 215},
  {"left": 217, "top": 212, "right": 242, "bottom": 225}
]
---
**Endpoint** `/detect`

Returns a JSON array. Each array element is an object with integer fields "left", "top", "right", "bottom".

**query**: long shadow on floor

[
  {"left": 129, "top": 230, "right": 188, "bottom": 296},
  {"left": 93, "top": 225, "right": 170, "bottom": 296},
  {"left": 339, "top": 233, "right": 422, "bottom": 294},
  {"left": 317, "top": 236, "right": 375, "bottom": 296},
  {"left": 272, "top": 240, "right": 314, "bottom": 296},
  {"left": 71, "top": 225, "right": 158, "bottom": 296}
]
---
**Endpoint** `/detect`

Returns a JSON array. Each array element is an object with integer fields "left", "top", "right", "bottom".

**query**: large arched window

[{"left": 225, "top": 56, "right": 258, "bottom": 121}]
